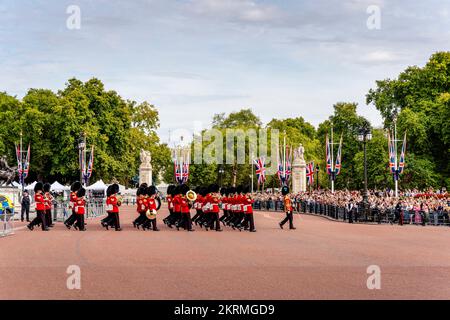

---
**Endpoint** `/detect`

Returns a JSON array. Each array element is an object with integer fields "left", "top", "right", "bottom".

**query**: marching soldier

[
  {"left": 74, "top": 187, "right": 86, "bottom": 231},
  {"left": 279, "top": 186, "right": 296, "bottom": 230},
  {"left": 142, "top": 186, "right": 160, "bottom": 231},
  {"left": 172, "top": 185, "right": 182, "bottom": 228},
  {"left": 133, "top": 186, "right": 148, "bottom": 229},
  {"left": 43, "top": 183, "right": 54, "bottom": 228},
  {"left": 27, "top": 182, "right": 49, "bottom": 231},
  {"left": 102, "top": 184, "right": 121, "bottom": 231},
  {"left": 178, "top": 184, "right": 194, "bottom": 231},
  {"left": 242, "top": 186, "right": 256, "bottom": 232},
  {"left": 65, "top": 181, "right": 81, "bottom": 229},
  {"left": 207, "top": 184, "right": 222, "bottom": 232}
]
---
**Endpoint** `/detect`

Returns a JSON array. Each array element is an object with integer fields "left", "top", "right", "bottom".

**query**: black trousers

[
  {"left": 181, "top": 212, "right": 193, "bottom": 231},
  {"left": 280, "top": 211, "right": 294, "bottom": 229},
  {"left": 143, "top": 218, "right": 158, "bottom": 230},
  {"left": 113, "top": 213, "right": 121, "bottom": 230},
  {"left": 75, "top": 214, "right": 85, "bottom": 230},
  {"left": 211, "top": 212, "right": 222, "bottom": 230},
  {"left": 46, "top": 209, "right": 53, "bottom": 226},
  {"left": 243, "top": 213, "right": 255, "bottom": 231},
  {"left": 30, "top": 210, "right": 47, "bottom": 230},
  {"left": 66, "top": 209, "right": 77, "bottom": 226},
  {"left": 21, "top": 205, "right": 30, "bottom": 221}
]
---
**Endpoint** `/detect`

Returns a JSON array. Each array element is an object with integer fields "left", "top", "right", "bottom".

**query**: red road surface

[{"left": 1, "top": 205, "right": 449, "bottom": 300}]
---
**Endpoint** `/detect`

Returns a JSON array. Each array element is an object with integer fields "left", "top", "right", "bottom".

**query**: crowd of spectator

[{"left": 251, "top": 189, "right": 450, "bottom": 226}]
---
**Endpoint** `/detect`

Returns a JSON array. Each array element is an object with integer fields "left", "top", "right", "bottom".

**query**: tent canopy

[
  {"left": 51, "top": 181, "right": 69, "bottom": 191},
  {"left": 24, "top": 181, "right": 37, "bottom": 191},
  {"left": 86, "top": 179, "right": 107, "bottom": 191}
]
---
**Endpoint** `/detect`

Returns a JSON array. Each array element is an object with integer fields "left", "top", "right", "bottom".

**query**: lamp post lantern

[{"left": 357, "top": 126, "right": 372, "bottom": 219}]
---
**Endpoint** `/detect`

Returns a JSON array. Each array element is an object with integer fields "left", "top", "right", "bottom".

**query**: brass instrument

[
  {"left": 186, "top": 190, "right": 197, "bottom": 202},
  {"left": 146, "top": 208, "right": 157, "bottom": 219}
]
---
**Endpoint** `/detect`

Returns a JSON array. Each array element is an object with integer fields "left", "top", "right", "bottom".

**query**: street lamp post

[
  {"left": 357, "top": 127, "right": 372, "bottom": 220},
  {"left": 218, "top": 166, "right": 225, "bottom": 188},
  {"left": 78, "top": 132, "right": 86, "bottom": 185}
]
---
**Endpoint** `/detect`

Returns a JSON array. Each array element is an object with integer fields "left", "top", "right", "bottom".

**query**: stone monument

[
  {"left": 139, "top": 149, "right": 152, "bottom": 186},
  {"left": 292, "top": 144, "right": 307, "bottom": 193}
]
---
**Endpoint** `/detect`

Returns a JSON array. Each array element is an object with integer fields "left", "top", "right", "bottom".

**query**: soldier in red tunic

[
  {"left": 27, "top": 182, "right": 49, "bottom": 231},
  {"left": 102, "top": 184, "right": 121, "bottom": 231},
  {"left": 43, "top": 183, "right": 54, "bottom": 228},
  {"left": 172, "top": 185, "right": 183, "bottom": 228},
  {"left": 163, "top": 185, "right": 174, "bottom": 226},
  {"left": 242, "top": 186, "right": 256, "bottom": 232},
  {"left": 177, "top": 184, "right": 194, "bottom": 231},
  {"left": 75, "top": 188, "right": 86, "bottom": 231},
  {"left": 142, "top": 186, "right": 160, "bottom": 231},
  {"left": 133, "top": 186, "right": 148, "bottom": 229},
  {"left": 65, "top": 181, "right": 81, "bottom": 229}
]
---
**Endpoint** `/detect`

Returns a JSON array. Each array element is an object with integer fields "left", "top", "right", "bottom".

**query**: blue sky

[{"left": 1, "top": 0, "right": 450, "bottom": 143}]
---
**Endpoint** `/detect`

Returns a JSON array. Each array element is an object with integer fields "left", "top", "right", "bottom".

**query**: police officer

[{"left": 21, "top": 191, "right": 30, "bottom": 222}]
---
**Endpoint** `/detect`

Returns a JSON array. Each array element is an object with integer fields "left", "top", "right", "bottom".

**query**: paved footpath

[{"left": 1, "top": 205, "right": 449, "bottom": 300}]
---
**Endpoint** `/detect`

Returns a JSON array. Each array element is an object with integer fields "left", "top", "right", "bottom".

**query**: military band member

[
  {"left": 27, "top": 182, "right": 49, "bottom": 231},
  {"left": 172, "top": 186, "right": 182, "bottom": 229},
  {"left": 242, "top": 187, "right": 256, "bottom": 232},
  {"left": 65, "top": 181, "right": 81, "bottom": 229},
  {"left": 133, "top": 186, "right": 148, "bottom": 229},
  {"left": 279, "top": 186, "right": 296, "bottom": 230},
  {"left": 142, "top": 186, "right": 160, "bottom": 231},
  {"left": 43, "top": 183, "right": 54, "bottom": 228},
  {"left": 178, "top": 184, "right": 194, "bottom": 231},
  {"left": 102, "top": 184, "right": 121, "bottom": 231},
  {"left": 207, "top": 184, "right": 222, "bottom": 232},
  {"left": 75, "top": 188, "right": 86, "bottom": 231}
]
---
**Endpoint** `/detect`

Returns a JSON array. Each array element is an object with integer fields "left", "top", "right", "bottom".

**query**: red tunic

[
  {"left": 173, "top": 195, "right": 181, "bottom": 213},
  {"left": 44, "top": 192, "right": 52, "bottom": 210},
  {"left": 210, "top": 195, "right": 220, "bottom": 213},
  {"left": 136, "top": 197, "right": 147, "bottom": 213},
  {"left": 75, "top": 198, "right": 85, "bottom": 215},
  {"left": 106, "top": 195, "right": 119, "bottom": 213},
  {"left": 70, "top": 191, "right": 78, "bottom": 209},
  {"left": 167, "top": 195, "right": 173, "bottom": 210},
  {"left": 147, "top": 198, "right": 157, "bottom": 211},
  {"left": 243, "top": 196, "right": 254, "bottom": 214},
  {"left": 180, "top": 197, "right": 190, "bottom": 214},
  {"left": 35, "top": 193, "right": 46, "bottom": 211}
]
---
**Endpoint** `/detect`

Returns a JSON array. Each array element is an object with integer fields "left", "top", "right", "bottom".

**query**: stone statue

[
  {"left": 295, "top": 144, "right": 305, "bottom": 161},
  {"left": 140, "top": 149, "right": 152, "bottom": 168},
  {"left": 0, "top": 156, "right": 17, "bottom": 186},
  {"left": 139, "top": 150, "right": 153, "bottom": 186}
]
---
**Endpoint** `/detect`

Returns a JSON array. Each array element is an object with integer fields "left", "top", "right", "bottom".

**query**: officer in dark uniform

[
  {"left": 279, "top": 186, "right": 296, "bottom": 230},
  {"left": 21, "top": 191, "right": 31, "bottom": 222}
]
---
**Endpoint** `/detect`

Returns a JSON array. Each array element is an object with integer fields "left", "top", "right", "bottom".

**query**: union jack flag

[
  {"left": 86, "top": 146, "right": 94, "bottom": 179},
  {"left": 182, "top": 162, "right": 189, "bottom": 184},
  {"left": 253, "top": 157, "right": 266, "bottom": 185},
  {"left": 306, "top": 161, "right": 315, "bottom": 186},
  {"left": 325, "top": 135, "right": 332, "bottom": 175},
  {"left": 23, "top": 144, "right": 30, "bottom": 179},
  {"left": 277, "top": 146, "right": 292, "bottom": 187},
  {"left": 388, "top": 130, "right": 397, "bottom": 174},
  {"left": 15, "top": 144, "right": 22, "bottom": 176},
  {"left": 334, "top": 135, "right": 343, "bottom": 176},
  {"left": 398, "top": 132, "right": 407, "bottom": 174},
  {"left": 174, "top": 160, "right": 182, "bottom": 184}
]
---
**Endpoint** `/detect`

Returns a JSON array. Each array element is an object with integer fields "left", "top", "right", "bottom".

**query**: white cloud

[
  {"left": 187, "top": 0, "right": 282, "bottom": 23},
  {"left": 360, "top": 51, "right": 399, "bottom": 63}
]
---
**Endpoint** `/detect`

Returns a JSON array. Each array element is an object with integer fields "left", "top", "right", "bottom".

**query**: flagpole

[
  {"left": 283, "top": 132, "right": 286, "bottom": 187},
  {"left": 394, "top": 119, "right": 398, "bottom": 198},
  {"left": 331, "top": 124, "right": 335, "bottom": 193},
  {"left": 20, "top": 131, "right": 24, "bottom": 193}
]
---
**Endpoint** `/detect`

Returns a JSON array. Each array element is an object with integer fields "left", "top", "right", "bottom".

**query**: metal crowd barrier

[
  {"left": 54, "top": 199, "right": 106, "bottom": 222},
  {"left": 251, "top": 199, "right": 450, "bottom": 226}
]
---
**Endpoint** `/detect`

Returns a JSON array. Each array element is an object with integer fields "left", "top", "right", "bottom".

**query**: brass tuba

[{"left": 186, "top": 190, "right": 197, "bottom": 202}]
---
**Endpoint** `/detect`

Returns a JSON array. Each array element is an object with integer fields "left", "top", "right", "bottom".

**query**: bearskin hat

[
  {"left": 136, "top": 187, "right": 145, "bottom": 196},
  {"left": 236, "top": 185, "right": 243, "bottom": 194},
  {"left": 139, "top": 183, "right": 148, "bottom": 189},
  {"left": 208, "top": 184, "right": 220, "bottom": 194},
  {"left": 106, "top": 185, "right": 116, "bottom": 197},
  {"left": 179, "top": 184, "right": 189, "bottom": 195},
  {"left": 70, "top": 181, "right": 81, "bottom": 192},
  {"left": 220, "top": 187, "right": 227, "bottom": 196},
  {"left": 112, "top": 183, "right": 120, "bottom": 194},
  {"left": 34, "top": 181, "right": 44, "bottom": 193},
  {"left": 147, "top": 185, "right": 157, "bottom": 196},
  {"left": 43, "top": 183, "right": 51, "bottom": 193},
  {"left": 77, "top": 187, "right": 86, "bottom": 198},
  {"left": 242, "top": 185, "right": 250, "bottom": 194},
  {"left": 281, "top": 185, "right": 290, "bottom": 196},
  {"left": 228, "top": 186, "right": 236, "bottom": 195}
]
